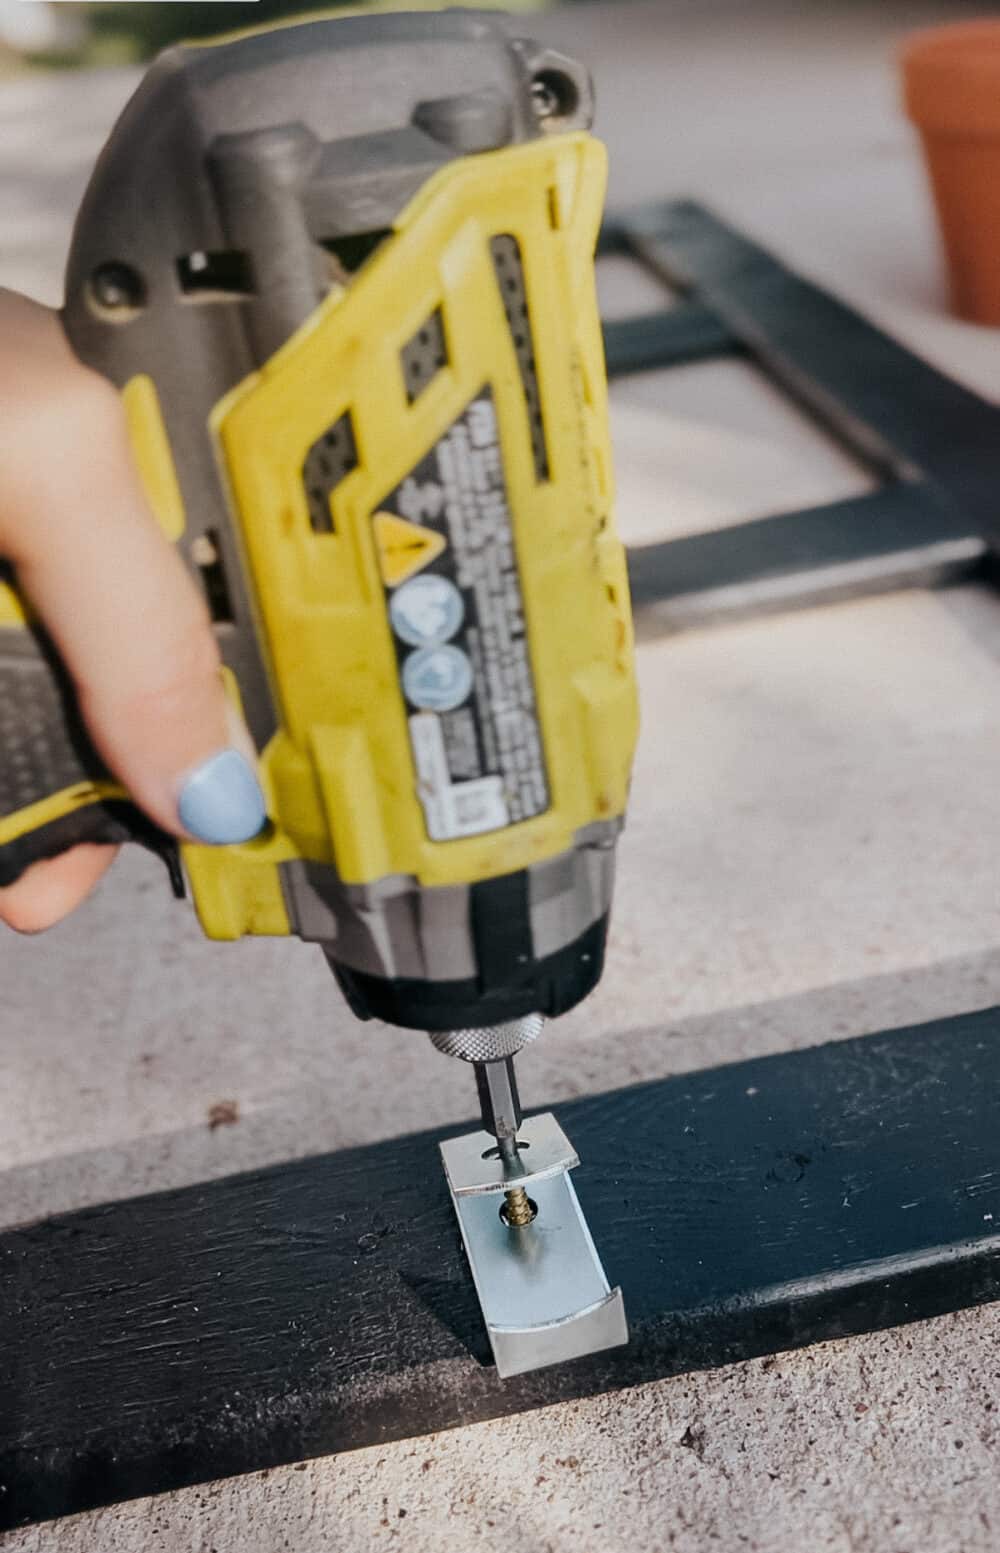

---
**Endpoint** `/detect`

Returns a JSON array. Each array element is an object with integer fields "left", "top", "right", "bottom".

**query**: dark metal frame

[{"left": 603, "top": 201, "right": 999, "bottom": 632}]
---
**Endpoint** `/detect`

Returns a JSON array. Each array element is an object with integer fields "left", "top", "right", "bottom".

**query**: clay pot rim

[{"left": 903, "top": 19, "right": 1000, "bottom": 139}]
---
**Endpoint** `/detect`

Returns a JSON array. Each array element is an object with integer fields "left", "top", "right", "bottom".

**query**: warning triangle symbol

[{"left": 373, "top": 510, "right": 446, "bottom": 588}]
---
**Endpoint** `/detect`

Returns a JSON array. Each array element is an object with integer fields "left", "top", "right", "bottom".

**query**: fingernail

[{"left": 177, "top": 749, "right": 267, "bottom": 844}]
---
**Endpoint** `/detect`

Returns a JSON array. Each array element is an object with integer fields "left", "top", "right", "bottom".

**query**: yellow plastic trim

[
  {"left": 122, "top": 374, "right": 186, "bottom": 542},
  {"left": 181, "top": 834, "right": 292, "bottom": 939},
  {"left": 0, "top": 780, "right": 125, "bottom": 850},
  {"left": 372, "top": 511, "right": 446, "bottom": 586},
  {"left": 0, "top": 580, "right": 27, "bottom": 628},
  {"left": 207, "top": 132, "right": 637, "bottom": 913},
  {"left": 181, "top": 666, "right": 292, "bottom": 939}
]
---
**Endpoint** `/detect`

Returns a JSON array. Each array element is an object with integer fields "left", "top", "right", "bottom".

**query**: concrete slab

[{"left": 4, "top": 2, "right": 1000, "bottom": 1548}]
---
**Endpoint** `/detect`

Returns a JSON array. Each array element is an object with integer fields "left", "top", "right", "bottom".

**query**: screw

[
  {"left": 531, "top": 78, "right": 560, "bottom": 120},
  {"left": 190, "top": 534, "right": 219, "bottom": 568},
  {"left": 501, "top": 1187, "right": 537, "bottom": 1228},
  {"left": 89, "top": 262, "right": 145, "bottom": 315},
  {"left": 530, "top": 70, "right": 579, "bottom": 124}
]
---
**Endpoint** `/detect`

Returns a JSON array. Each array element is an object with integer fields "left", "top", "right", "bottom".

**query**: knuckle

[
  {"left": 83, "top": 620, "right": 222, "bottom": 726},
  {"left": 159, "top": 617, "right": 223, "bottom": 687}
]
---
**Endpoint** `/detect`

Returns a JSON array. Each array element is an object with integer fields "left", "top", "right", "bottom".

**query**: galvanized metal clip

[{"left": 440, "top": 1112, "right": 628, "bottom": 1378}]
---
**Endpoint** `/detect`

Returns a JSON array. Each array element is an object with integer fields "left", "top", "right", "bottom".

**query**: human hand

[{"left": 0, "top": 290, "right": 266, "bottom": 932}]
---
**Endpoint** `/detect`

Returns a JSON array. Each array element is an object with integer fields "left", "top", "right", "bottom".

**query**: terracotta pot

[{"left": 902, "top": 20, "right": 1000, "bottom": 325}]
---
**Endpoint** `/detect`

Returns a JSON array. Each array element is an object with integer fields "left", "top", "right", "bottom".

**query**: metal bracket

[{"left": 439, "top": 1112, "right": 628, "bottom": 1378}]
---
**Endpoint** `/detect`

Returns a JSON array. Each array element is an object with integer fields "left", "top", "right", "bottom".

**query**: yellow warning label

[{"left": 373, "top": 510, "right": 446, "bottom": 588}]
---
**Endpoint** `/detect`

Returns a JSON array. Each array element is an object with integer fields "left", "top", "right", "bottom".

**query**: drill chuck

[
  {"left": 429, "top": 1017, "right": 539, "bottom": 1172},
  {"left": 427, "top": 1014, "right": 544, "bottom": 1065}
]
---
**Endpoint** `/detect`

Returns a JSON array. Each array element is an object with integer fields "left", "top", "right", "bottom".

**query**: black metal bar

[
  {"left": 598, "top": 201, "right": 1000, "bottom": 626},
  {"left": 603, "top": 302, "right": 737, "bottom": 376},
  {"left": 596, "top": 220, "right": 632, "bottom": 258},
  {"left": 617, "top": 201, "right": 1000, "bottom": 526},
  {"left": 627, "top": 483, "right": 986, "bottom": 631},
  {"left": 5, "top": 1007, "right": 1000, "bottom": 1528}
]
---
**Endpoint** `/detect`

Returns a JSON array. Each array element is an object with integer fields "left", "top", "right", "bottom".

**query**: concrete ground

[{"left": 4, "top": 1, "right": 1000, "bottom": 1547}]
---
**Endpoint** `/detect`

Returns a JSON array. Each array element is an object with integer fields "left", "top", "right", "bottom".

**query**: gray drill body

[{"left": 53, "top": 11, "right": 622, "bottom": 1089}]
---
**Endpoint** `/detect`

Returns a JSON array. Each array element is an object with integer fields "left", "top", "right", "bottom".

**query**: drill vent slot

[
  {"left": 401, "top": 308, "right": 449, "bottom": 403},
  {"left": 321, "top": 228, "right": 393, "bottom": 280},
  {"left": 302, "top": 412, "right": 359, "bottom": 534},
  {"left": 176, "top": 250, "right": 255, "bottom": 300},
  {"left": 190, "top": 529, "right": 235, "bottom": 625},
  {"left": 490, "top": 235, "right": 549, "bottom": 482}
]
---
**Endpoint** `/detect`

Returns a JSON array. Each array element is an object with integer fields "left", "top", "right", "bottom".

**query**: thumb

[{"left": 0, "top": 294, "right": 266, "bottom": 857}]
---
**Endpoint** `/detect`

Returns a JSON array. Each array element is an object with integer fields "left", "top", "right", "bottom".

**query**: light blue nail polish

[{"left": 178, "top": 749, "right": 267, "bottom": 845}]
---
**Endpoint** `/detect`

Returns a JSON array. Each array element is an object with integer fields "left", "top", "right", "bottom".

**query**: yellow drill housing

[{"left": 0, "top": 12, "right": 638, "bottom": 1032}]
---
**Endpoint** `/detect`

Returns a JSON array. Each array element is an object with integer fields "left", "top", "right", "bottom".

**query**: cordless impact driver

[{"left": 0, "top": 10, "right": 638, "bottom": 1374}]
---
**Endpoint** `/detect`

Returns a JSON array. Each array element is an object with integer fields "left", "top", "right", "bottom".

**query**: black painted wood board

[{"left": 4, "top": 1007, "right": 1000, "bottom": 1530}]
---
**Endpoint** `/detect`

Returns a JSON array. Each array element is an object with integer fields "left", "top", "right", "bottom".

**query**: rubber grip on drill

[{"left": 0, "top": 596, "right": 183, "bottom": 895}]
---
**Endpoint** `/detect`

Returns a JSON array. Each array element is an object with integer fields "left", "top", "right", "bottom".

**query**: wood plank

[{"left": 4, "top": 1007, "right": 1000, "bottom": 1530}]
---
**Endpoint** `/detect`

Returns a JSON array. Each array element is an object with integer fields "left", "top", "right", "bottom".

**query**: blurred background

[{"left": 0, "top": 0, "right": 547, "bottom": 70}]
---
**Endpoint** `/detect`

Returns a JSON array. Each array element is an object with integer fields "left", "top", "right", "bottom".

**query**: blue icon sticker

[
  {"left": 403, "top": 644, "right": 474, "bottom": 712},
  {"left": 390, "top": 574, "right": 465, "bottom": 648}
]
